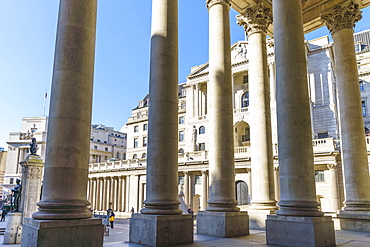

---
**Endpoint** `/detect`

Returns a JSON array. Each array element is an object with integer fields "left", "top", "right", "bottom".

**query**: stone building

[
  {"left": 3, "top": 117, "right": 127, "bottom": 200},
  {"left": 20, "top": 0, "right": 370, "bottom": 246}
]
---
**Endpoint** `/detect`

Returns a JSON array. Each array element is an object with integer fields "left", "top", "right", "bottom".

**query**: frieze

[
  {"left": 321, "top": 2, "right": 362, "bottom": 35},
  {"left": 206, "top": 0, "right": 230, "bottom": 9},
  {"left": 236, "top": 3, "right": 272, "bottom": 36}
]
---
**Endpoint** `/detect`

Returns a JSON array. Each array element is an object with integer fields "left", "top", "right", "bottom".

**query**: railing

[
  {"left": 241, "top": 135, "right": 250, "bottom": 142},
  {"left": 127, "top": 113, "right": 148, "bottom": 123},
  {"left": 312, "top": 138, "right": 336, "bottom": 152},
  {"left": 89, "top": 159, "right": 147, "bottom": 172},
  {"left": 234, "top": 108, "right": 249, "bottom": 113}
]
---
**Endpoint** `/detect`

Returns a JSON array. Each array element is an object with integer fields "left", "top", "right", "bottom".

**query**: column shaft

[
  {"left": 206, "top": 0, "right": 238, "bottom": 212},
  {"left": 184, "top": 172, "right": 190, "bottom": 206},
  {"left": 141, "top": 0, "right": 181, "bottom": 215},
  {"left": 33, "top": 0, "right": 97, "bottom": 220},
  {"left": 201, "top": 171, "right": 208, "bottom": 210},
  {"left": 273, "top": 0, "right": 322, "bottom": 216},
  {"left": 331, "top": 26, "right": 370, "bottom": 210},
  {"left": 238, "top": 5, "right": 276, "bottom": 210}
]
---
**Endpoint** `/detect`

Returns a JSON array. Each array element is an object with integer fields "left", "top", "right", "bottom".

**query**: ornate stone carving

[
  {"left": 321, "top": 2, "right": 362, "bottom": 35},
  {"left": 206, "top": 0, "right": 230, "bottom": 9},
  {"left": 236, "top": 3, "right": 272, "bottom": 36},
  {"left": 274, "top": 166, "right": 279, "bottom": 172},
  {"left": 246, "top": 168, "right": 251, "bottom": 173},
  {"left": 327, "top": 163, "right": 337, "bottom": 170}
]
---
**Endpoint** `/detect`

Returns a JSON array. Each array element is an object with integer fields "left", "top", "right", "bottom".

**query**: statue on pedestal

[
  {"left": 30, "top": 138, "right": 37, "bottom": 155},
  {"left": 11, "top": 179, "right": 22, "bottom": 212}
]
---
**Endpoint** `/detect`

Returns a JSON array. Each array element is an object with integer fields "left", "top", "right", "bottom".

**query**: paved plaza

[{"left": 0, "top": 217, "right": 368, "bottom": 246}]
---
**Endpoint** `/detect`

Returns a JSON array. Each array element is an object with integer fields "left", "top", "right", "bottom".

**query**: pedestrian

[
  {"left": 1, "top": 210, "right": 5, "bottom": 222},
  {"left": 109, "top": 212, "right": 115, "bottom": 229},
  {"left": 130, "top": 207, "right": 135, "bottom": 214},
  {"left": 187, "top": 207, "right": 194, "bottom": 219}
]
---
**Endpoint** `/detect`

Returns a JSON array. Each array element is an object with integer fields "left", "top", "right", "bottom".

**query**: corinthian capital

[
  {"left": 206, "top": 0, "right": 230, "bottom": 9},
  {"left": 321, "top": 2, "right": 362, "bottom": 35},
  {"left": 236, "top": 3, "right": 272, "bottom": 36}
]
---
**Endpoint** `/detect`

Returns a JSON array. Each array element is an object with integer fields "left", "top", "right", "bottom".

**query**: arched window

[
  {"left": 142, "top": 153, "right": 147, "bottom": 158},
  {"left": 178, "top": 148, "right": 184, "bottom": 153},
  {"left": 199, "top": 126, "right": 205, "bottom": 134},
  {"left": 133, "top": 154, "right": 138, "bottom": 159},
  {"left": 241, "top": 92, "right": 249, "bottom": 108}
]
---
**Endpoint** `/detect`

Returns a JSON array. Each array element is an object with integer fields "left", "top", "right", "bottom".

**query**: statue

[
  {"left": 30, "top": 138, "right": 37, "bottom": 155},
  {"left": 11, "top": 179, "right": 22, "bottom": 212}
]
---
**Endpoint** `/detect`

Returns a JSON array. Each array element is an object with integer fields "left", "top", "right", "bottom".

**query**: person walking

[
  {"left": 1, "top": 210, "right": 5, "bottom": 222},
  {"left": 109, "top": 212, "right": 115, "bottom": 229}
]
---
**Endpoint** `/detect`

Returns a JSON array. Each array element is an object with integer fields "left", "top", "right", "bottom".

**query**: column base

[
  {"left": 129, "top": 213, "right": 193, "bottom": 246},
  {"left": 21, "top": 217, "right": 104, "bottom": 247},
  {"left": 247, "top": 209, "right": 275, "bottom": 230},
  {"left": 338, "top": 210, "right": 370, "bottom": 232},
  {"left": 266, "top": 215, "right": 335, "bottom": 247},
  {"left": 3, "top": 212, "right": 22, "bottom": 244},
  {"left": 196, "top": 211, "right": 249, "bottom": 237}
]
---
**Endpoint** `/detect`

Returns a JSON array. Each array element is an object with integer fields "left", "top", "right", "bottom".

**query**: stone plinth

[
  {"left": 338, "top": 210, "right": 370, "bottom": 232},
  {"left": 20, "top": 154, "right": 44, "bottom": 219},
  {"left": 248, "top": 209, "right": 274, "bottom": 230},
  {"left": 266, "top": 215, "right": 335, "bottom": 247},
  {"left": 129, "top": 213, "right": 193, "bottom": 247},
  {"left": 196, "top": 211, "right": 249, "bottom": 237},
  {"left": 21, "top": 217, "right": 104, "bottom": 247},
  {"left": 3, "top": 212, "right": 22, "bottom": 244}
]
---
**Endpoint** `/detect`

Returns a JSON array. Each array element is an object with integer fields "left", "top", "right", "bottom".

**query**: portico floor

[{"left": 0, "top": 217, "right": 369, "bottom": 246}]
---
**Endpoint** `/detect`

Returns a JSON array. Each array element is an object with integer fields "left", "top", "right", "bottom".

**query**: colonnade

[{"left": 20, "top": 0, "right": 370, "bottom": 246}]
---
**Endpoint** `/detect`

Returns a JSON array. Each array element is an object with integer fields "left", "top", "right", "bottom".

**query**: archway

[
  {"left": 234, "top": 121, "right": 250, "bottom": 147},
  {"left": 235, "top": 180, "right": 249, "bottom": 205}
]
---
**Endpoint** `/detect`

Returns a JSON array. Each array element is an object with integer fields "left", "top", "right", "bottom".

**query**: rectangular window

[
  {"left": 178, "top": 176, "right": 184, "bottom": 185},
  {"left": 134, "top": 126, "right": 139, "bottom": 132},
  {"left": 143, "top": 124, "right": 148, "bottom": 131},
  {"left": 362, "top": 101, "right": 366, "bottom": 117},
  {"left": 105, "top": 147, "right": 108, "bottom": 152},
  {"left": 94, "top": 145, "right": 98, "bottom": 150},
  {"left": 315, "top": 170, "right": 325, "bottom": 182},
  {"left": 143, "top": 137, "right": 147, "bottom": 147},
  {"left": 360, "top": 80, "right": 365, "bottom": 92},
  {"left": 199, "top": 143, "right": 205, "bottom": 151},
  {"left": 318, "top": 132, "right": 329, "bottom": 139},
  {"left": 179, "top": 116, "right": 184, "bottom": 124},
  {"left": 134, "top": 138, "right": 139, "bottom": 148},
  {"left": 9, "top": 178, "right": 14, "bottom": 184},
  {"left": 195, "top": 175, "right": 202, "bottom": 184},
  {"left": 179, "top": 131, "right": 184, "bottom": 142},
  {"left": 243, "top": 75, "right": 249, "bottom": 84}
]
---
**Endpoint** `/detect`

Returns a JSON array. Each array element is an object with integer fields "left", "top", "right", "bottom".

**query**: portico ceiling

[{"left": 230, "top": 0, "right": 370, "bottom": 35}]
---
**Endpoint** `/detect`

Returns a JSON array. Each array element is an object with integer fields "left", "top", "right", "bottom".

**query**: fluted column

[
  {"left": 140, "top": 0, "right": 181, "bottom": 215},
  {"left": 273, "top": 0, "right": 322, "bottom": 217},
  {"left": 237, "top": 2, "right": 276, "bottom": 211},
  {"left": 32, "top": 0, "right": 97, "bottom": 220},
  {"left": 206, "top": 0, "right": 238, "bottom": 212},
  {"left": 201, "top": 170, "right": 208, "bottom": 210},
  {"left": 322, "top": 2, "right": 370, "bottom": 212}
]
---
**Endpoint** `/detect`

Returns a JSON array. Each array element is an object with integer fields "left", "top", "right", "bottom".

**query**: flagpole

[{"left": 43, "top": 89, "right": 48, "bottom": 116}]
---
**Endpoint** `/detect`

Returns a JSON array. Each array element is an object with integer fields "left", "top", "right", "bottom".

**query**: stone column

[
  {"left": 184, "top": 171, "right": 190, "bottom": 206},
  {"left": 98, "top": 177, "right": 103, "bottom": 210},
  {"left": 246, "top": 168, "right": 252, "bottom": 203},
  {"left": 326, "top": 164, "right": 339, "bottom": 213},
  {"left": 120, "top": 176, "right": 126, "bottom": 212},
  {"left": 195, "top": 83, "right": 200, "bottom": 117},
  {"left": 129, "top": 0, "right": 193, "bottom": 245},
  {"left": 273, "top": 166, "right": 280, "bottom": 203},
  {"left": 269, "top": 62, "right": 276, "bottom": 102},
  {"left": 196, "top": 0, "right": 249, "bottom": 238},
  {"left": 21, "top": 0, "right": 103, "bottom": 246},
  {"left": 102, "top": 177, "right": 108, "bottom": 210},
  {"left": 266, "top": 1, "right": 335, "bottom": 246},
  {"left": 201, "top": 170, "right": 208, "bottom": 210},
  {"left": 322, "top": 3, "right": 370, "bottom": 231},
  {"left": 237, "top": 2, "right": 277, "bottom": 213},
  {"left": 117, "top": 176, "right": 122, "bottom": 211}
]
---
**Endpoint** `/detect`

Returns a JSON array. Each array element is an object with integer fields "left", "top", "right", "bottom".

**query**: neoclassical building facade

[{"left": 20, "top": 0, "right": 370, "bottom": 246}]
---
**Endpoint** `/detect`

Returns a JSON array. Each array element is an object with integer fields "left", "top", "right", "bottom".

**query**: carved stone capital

[
  {"left": 206, "top": 0, "right": 230, "bottom": 9},
  {"left": 321, "top": 2, "right": 362, "bottom": 35},
  {"left": 274, "top": 166, "right": 279, "bottom": 172},
  {"left": 236, "top": 3, "right": 272, "bottom": 36},
  {"left": 327, "top": 163, "right": 337, "bottom": 171}
]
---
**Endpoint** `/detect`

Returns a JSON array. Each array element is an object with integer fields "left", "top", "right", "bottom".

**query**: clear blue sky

[{"left": 0, "top": 1, "right": 369, "bottom": 149}]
